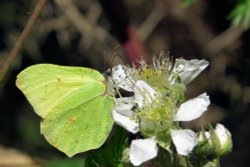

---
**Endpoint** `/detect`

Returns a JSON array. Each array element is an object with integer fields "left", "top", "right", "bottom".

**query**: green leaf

[
  {"left": 173, "top": 154, "right": 193, "bottom": 167},
  {"left": 228, "top": 0, "right": 250, "bottom": 29},
  {"left": 150, "top": 147, "right": 174, "bottom": 167},
  {"left": 16, "top": 64, "right": 115, "bottom": 157},
  {"left": 85, "top": 126, "right": 129, "bottom": 167},
  {"left": 46, "top": 158, "right": 84, "bottom": 167},
  {"left": 182, "top": 0, "right": 198, "bottom": 8}
]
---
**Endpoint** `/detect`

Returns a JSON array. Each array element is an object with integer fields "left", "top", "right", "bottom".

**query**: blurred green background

[{"left": 0, "top": 0, "right": 249, "bottom": 166}]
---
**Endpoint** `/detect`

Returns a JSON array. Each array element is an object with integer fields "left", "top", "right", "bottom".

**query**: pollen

[{"left": 137, "top": 95, "right": 176, "bottom": 136}]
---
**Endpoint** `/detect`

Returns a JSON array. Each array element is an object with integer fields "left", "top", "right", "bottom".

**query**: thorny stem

[{"left": 0, "top": 0, "right": 47, "bottom": 81}]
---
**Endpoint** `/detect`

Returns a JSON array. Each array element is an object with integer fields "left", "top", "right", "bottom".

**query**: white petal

[
  {"left": 114, "top": 97, "right": 135, "bottom": 117},
  {"left": 134, "top": 80, "right": 157, "bottom": 108},
  {"left": 112, "top": 65, "right": 134, "bottom": 91},
  {"left": 215, "top": 123, "right": 232, "bottom": 147},
  {"left": 198, "top": 131, "right": 211, "bottom": 142},
  {"left": 172, "top": 59, "right": 209, "bottom": 84},
  {"left": 112, "top": 110, "right": 139, "bottom": 134},
  {"left": 171, "top": 129, "right": 197, "bottom": 156},
  {"left": 129, "top": 138, "right": 158, "bottom": 166},
  {"left": 174, "top": 93, "right": 210, "bottom": 121}
]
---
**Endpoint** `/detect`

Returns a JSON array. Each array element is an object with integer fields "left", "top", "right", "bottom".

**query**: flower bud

[
  {"left": 121, "top": 148, "right": 130, "bottom": 163},
  {"left": 194, "top": 131, "right": 215, "bottom": 155},
  {"left": 212, "top": 124, "right": 233, "bottom": 156},
  {"left": 194, "top": 124, "right": 232, "bottom": 157},
  {"left": 202, "top": 159, "right": 219, "bottom": 167}
]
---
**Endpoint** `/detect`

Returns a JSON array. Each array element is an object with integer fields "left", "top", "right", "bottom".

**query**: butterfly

[{"left": 16, "top": 64, "right": 115, "bottom": 157}]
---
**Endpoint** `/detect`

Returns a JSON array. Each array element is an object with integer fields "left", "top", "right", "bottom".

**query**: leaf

[
  {"left": 151, "top": 147, "right": 173, "bottom": 167},
  {"left": 228, "top": 0, "right": 250, "bottom": 29},
  {"left": 46, "top": 158, "right": 84, "bottom": 167},
  {"left": 16, "top": 64, "right": 115, "bottom": 157},
  {"left": 182, "top": 0, "right": 198, "bottom": 8},
  {"left": 85, "top": 126, "right": 129, "bottom": 167}
]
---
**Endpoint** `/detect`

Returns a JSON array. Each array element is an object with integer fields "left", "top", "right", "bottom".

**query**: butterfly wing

[
  {"left": 41, "top": 96, "right": 114, "bottom": 156},
  {"left": 16, "top": 64, "right": 115, "bottom": 156}
]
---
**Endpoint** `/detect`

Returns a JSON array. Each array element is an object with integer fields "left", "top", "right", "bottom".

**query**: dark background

[{"left": 0, "top": 0, "right": 249, "bottom": 166}]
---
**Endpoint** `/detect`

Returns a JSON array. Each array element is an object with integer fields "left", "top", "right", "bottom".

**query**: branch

[
  {"left": 138, "top": 1, "right": 165, "bottom": 42},
  {"left": 55, "top": 0, "right": 125, "bottom": 68},
  {"left": 202, "top": 26, "right": 244, "bottom": 56},
  {"left": 0, "top": 0, "right": 47, "bottom": 81}
]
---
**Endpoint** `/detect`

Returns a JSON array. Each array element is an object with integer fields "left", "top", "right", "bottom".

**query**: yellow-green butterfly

[{"left": 16, "top": 64, "right": 115, "bottom": 157}]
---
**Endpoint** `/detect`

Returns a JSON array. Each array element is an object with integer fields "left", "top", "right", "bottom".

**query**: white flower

[
  {"left": 173, "top": 93, "right": 210, "bottom": 121},
  {"left": 215, "top": 124, "right": 232, "bottom": 147},
  {"left": 112, "top": 97, "right": 139, "bottom": 134},
  {"left": 111, "top": 59, "right": 209, "bottom": 90},
  {"left": 110, "top": 58, "right": 210, "bottom": 165},
  {"left": 170, "top": 129, "right": 197, "bottom": 156},
  {"left": 129, "top": 138, "right": 158, "bottom": 166},
  {"left": 195, "top": 131, "right": 214, "bottom": 155},
  {"left": 134, "top": 80, "right": 158, "bottom": 108},
  {"left": 111, "top": 65, "right": 135, "bottom": 91},
  {"left": 112, "top": 80, "right": 210, "bottom": 165},
  {"left": 198, "top": 131, "right": 211, "bottom": 142},
  {"left": 195, "top": 124, "right": 232, "bottom": 156},
  {"left": 213, "top": 123, "right": 233, "bottom": 156},
  {"left": 171, "top": 59, "right": 209, "bottom": 84}
]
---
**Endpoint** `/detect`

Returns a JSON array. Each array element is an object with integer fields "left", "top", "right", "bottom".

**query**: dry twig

[
  {"left": 0, "top": 0, "right": 47, "bottom": 82},
  {"left": 55, "top": 0, "right": 125, "bottom": 68},
  {"left": 203, "top": 26, "right": 244, "bottom": 56},
  {"left": 138, "top": 1, "right": 165, "bottom": 42}
]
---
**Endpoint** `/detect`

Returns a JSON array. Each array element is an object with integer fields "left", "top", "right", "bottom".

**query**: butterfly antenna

[{"left": 109, "top": 45, "right": 126, "bottom": 67}]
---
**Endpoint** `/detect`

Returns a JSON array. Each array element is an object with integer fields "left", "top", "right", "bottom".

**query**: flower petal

[
  {"left": 172, "top": 59, "right": 209, "bottom": 84},
  {"left": 112, "top": 65, "right": 134, "bottom": 91},
  {"left": 134, "top": 80, "right": 157, "bottom": 108},
  {"left": 215, "top": 123, "right": 232, "bottom": 147},
  {"left": 129, "top": 138, "right": 158, "bottom": 166},
  {"left": 112, "top": 110, "right": 139, "bottom": 134},
  {"left": 198, "top": 131, "right": 211, "bottom": 142},
  {"left": 114, "top": 97, "right": 135, "bottom": 117},
  {"left": 171, "top": 129, "right": 197, "bottom": 156},
  {"left": 174, "top": 93, "right": 210, "bottom": 121}
]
